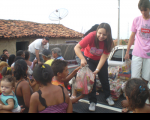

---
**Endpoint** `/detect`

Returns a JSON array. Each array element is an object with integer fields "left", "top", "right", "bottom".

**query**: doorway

[{"left": 16, "top": 41, "right": 29, "bottom": 53}]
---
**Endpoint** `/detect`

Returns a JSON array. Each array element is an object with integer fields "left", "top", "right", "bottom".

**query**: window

[{"left": 111, "top": 49, "right": 133, "bottom": 62}]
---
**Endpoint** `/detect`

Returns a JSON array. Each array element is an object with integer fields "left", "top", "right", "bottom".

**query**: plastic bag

[
  {"left": 75, "top": 65, "right": 94, "bottom": 94},
  {"left": 108, "top": 66, "right": 120, "bottom": 80},
  {"left": 109, "top": 79, "right": 123, "bottom": 101},
  {"left": 119, "top": 59, "right": 131, "bottom": 74}
]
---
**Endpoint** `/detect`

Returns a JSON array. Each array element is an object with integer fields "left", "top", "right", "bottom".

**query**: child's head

[
  {"left": 1, "top": 75, "right": 16, "bottom": 95},
  {"left": 95, "top": 23, "right": 114, "bottom": 52},
  {"left": 0, "top": 61, "right": 8, "bottom": 72},
  {"left": 51, "top": 60, "right": 69, "bottom": 79},
  {"left": 138, "top": 0, "right": 150, "bottom": 18},
  {"left": 14, "top": 59, "right": 28, "bottom": 81},
  {"left": 8, "top": 54, "right": 16, "bottom": 67},
  {"left": 125, "top": 78, "right": 150, "bottom": 111},
  {"left": 33, "top": 64, "right": 54, "bottom": 86},
  {"left": 16, "top": 50, "right": 25, "bottom": 58},
  {"left": 1, "top": 67, "right": 12, "bottom": 77},
  {"left": 42, "top": 49, "right": 52, "bottom": 61},
  {"left": 25, "top": 50, "right": 30, "bottom": 61}
]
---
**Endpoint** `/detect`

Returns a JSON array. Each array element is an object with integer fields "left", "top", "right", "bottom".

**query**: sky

[{"left": 0, "top": 0, "right": 142, "bottom": 39}]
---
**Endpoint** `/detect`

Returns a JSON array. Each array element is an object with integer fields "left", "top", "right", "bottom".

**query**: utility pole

[{"left": 117, "top": 0, "right": 120, "bottom": 45}]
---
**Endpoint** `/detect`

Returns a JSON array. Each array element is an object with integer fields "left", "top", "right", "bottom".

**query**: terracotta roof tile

[{"left": 0, "top": 19, "right": 83, "bottom": 39}]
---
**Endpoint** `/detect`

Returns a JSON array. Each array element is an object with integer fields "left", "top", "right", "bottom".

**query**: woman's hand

[
  {"left": 81, "top": 58, "right": 87, "bottom": 67},
  {"left": 93, "top": 69, "right": 99, "bottom": 79}
]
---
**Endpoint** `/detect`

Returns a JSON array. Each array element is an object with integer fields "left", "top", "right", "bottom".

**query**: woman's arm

[
  {"left": 29, "top": 93, "right": 38, "bottom": 113},
  {"left": 93, "top": 53, "right": 108, "bottom": 75},
  {"left": 74, "top": 44, "right": 87, "bottom": 67}
]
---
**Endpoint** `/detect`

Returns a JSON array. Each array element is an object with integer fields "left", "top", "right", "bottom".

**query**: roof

[{"left": 0, "top": 19, "right": 83, "bottom": 39}]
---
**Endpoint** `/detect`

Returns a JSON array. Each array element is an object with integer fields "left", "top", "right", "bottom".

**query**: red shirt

[{"left": 79, "top": 31, "right": 109, "bottom": 60}]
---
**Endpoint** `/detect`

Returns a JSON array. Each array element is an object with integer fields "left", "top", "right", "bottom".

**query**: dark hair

[
  {"left": 1, "top": 75, "right": 16, "bottom": 87},
  {"left": 51, "top": 60, "right": 68, "bottom": 76},
  {"left": 138, "top": 0, "right": 150, "bottom": 10},
  {"left": 25, "top": 51, "right": 30, "bottom": 60},
  {"left": 1, "top": 67, "right": 12, "bottom": 77},
  {"left": 83, "top": 24, "right": 99, "bottom": 37},
  {"left": 1, "top": 54, "right": 8, "bottom": 62},
  {"left": 3, "top": 49, "right": 8, "bottom": 54},
  {"left": 44, "top": 37, "right": 49, "bottom": 41},
  {"left": 8, "top": 54, "right": 16, "bottom": 67},
  {"left": 14, "top": 56, "right": 25, "bottom": 62},
  {"left": 125, "top": 78, "right": 150, "bottom": 111},
  {"left": 14, "top": 59, "right": 27, "bottom": 81},
  {"left": 33, "top": 64, "right": 54, "bottom": 86},
  {"left": 16, "top": 50, "right": 24, "bottom": 57},
  {"left": 95, "top": 23, "right": 114, "bottom": 52}
]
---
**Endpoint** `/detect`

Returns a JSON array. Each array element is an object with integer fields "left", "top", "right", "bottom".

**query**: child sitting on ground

[
  {"left": 0, "top": 75, "right": 21, "bottom": 113},
  {"left": 125, "top": 78, "right": 150, "bottom": 113},
  {"left": 51, "top": 60, "right": 87, "bottom": 104}
]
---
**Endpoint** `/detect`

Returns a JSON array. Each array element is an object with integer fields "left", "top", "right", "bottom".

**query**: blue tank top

[{"left": 1, "top": 91, "right": 19, "bottom": 109}]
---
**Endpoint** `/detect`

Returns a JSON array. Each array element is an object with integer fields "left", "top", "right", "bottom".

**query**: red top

[{"left": 79, "top": 31, "right": 109, "bottom": 60}]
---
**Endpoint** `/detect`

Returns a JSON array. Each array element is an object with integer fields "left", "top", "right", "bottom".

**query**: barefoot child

[
  {"left": 125, "top": 78, "right": 150, "bottom": 113},
  {"left": 0, "top": 75, "right": 21, "bottom": 113}
]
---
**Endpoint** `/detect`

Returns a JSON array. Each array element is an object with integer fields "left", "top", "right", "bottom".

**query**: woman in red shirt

[{"left": 74, "top": 23, "right": 114, "bottom": 111}]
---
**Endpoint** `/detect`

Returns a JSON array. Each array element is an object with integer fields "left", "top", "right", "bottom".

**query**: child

[
  {"left": 51, "top": 60, "right": 86, "bottom": 104},
  {"left": 29, "top": 64, "right": 72, "bottom": 113},
  {"left": 0, "top": 75, "right": 21, "bottom": 113},
  {"left": 125, "top": 78, "right": 150, "bottom": 113},
  {"left": 1, "top": 67, "right": 12, "bottom": 77},
  {"left": 42, "top": 49, "right": 54, "bottom": 66}
]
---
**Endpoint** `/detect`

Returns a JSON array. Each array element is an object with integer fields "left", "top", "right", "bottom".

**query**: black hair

[
  {"left": 8, "top": 54, "right": 16, "bottom": 67},
  {"left": 1, "top": 54, "right": 8, "bottom": 62},
  {"left": 14, "top": 59, "right": 27, "bottom": 81},
  {"left": 1, "top": 75, "right": 16, "bottom": 87},
  {"left": 125, "top": 78, "right": 150, "bottom": 111},
  {"left": 14, "top": 56, "right": 25, "bottom": 62},
  {"left": 83, "top": 24, "right": 99, "bottom": 37},
  {"left": 51, "top": 60, "right": 68, "bottom": 76},
  {"left": 1, "top": 67, "right": 12, "bottom": 77},
  {"left": 138, "top": 0, "right": 150, "bottom": 10},
  {"left": 33, "top": 63, "right": 54, "bottom": 86},
  {"left": 44, "top": 37, "right": 49, "bottom": 41},
  {"left": 16, "top": 50, "right": 24, "bottom": 57},
  {"left": 95, "top": 23, "right": 114, "bottom": 52},
  {"left": 25, "top": 50, "right": 30, "bottom": 60},
  {"left": 3, "top": 49, "right": 8, "bottom": 54}
]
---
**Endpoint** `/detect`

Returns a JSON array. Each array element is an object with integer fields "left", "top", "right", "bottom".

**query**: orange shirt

[{"left": 51, "top": 77, "right": 65, "bottom": 87}]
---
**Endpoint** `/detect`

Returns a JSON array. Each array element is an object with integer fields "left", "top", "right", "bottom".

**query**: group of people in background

[{"left": 0, "top": 0, "right": 150, "bottom": 113}]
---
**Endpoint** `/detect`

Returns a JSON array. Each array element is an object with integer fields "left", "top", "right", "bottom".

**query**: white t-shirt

[{"left": 28, "top": 39, "right": 49, "bottom": 55}]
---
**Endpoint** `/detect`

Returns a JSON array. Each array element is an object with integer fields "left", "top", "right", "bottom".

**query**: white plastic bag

[{"left": 75, "top": 65, "right": 94, "bottom": 94}]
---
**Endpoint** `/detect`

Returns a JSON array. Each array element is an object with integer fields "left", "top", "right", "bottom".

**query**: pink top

[
  {"left": 131, "top": 16, "right": 150, "bottom": 58},
  {"left": 39, "top": 102, "right": 68, "bottom": 113}
]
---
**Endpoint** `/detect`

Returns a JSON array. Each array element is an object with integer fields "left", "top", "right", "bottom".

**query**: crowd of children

[{"left": 0, "top": 48, "right": 87, "bottom": 113}]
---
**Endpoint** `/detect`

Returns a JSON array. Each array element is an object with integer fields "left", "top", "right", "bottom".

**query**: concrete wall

[{"left": 0, "top": 37, "right": 81, "bottom": 55}]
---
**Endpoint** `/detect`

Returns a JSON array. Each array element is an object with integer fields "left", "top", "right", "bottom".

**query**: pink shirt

[{"left": 131, "top": 16, "right": 150, "bottom": 58}]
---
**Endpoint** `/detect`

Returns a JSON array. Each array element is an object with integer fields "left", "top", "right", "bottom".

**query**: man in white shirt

[{"left": 28, "top": 37, "right": 49, "bottom": 64}]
